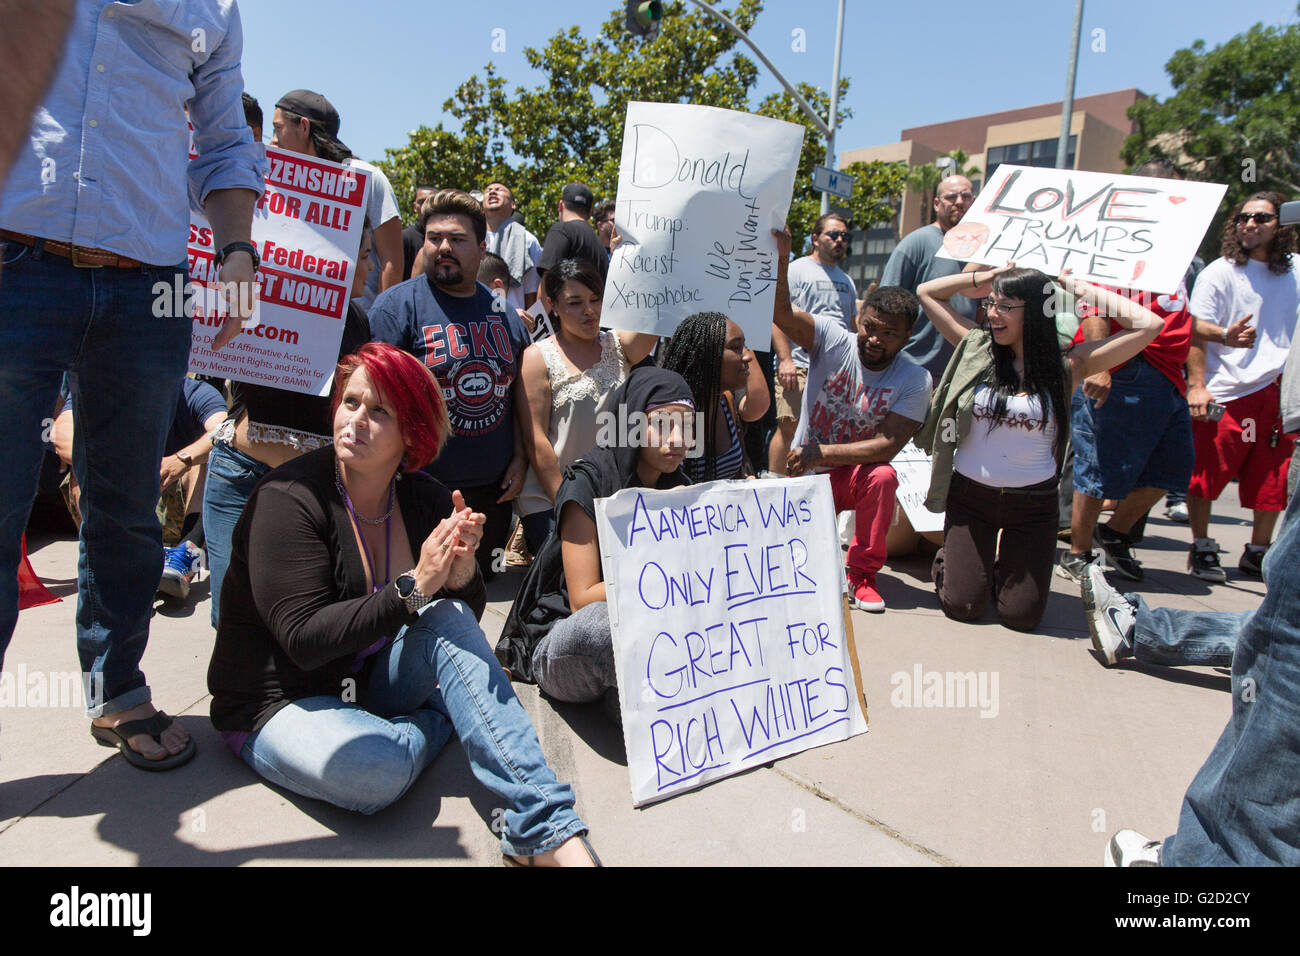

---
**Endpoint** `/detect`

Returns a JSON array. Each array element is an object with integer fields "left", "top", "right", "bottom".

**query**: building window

[{"left": 987, "top": 135, "right": 1077, "bottom": 180}]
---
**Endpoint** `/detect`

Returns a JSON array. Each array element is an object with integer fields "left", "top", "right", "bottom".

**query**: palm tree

[
  {"left": 907, "top": 163, "right": 942, "bottom": 225},
  {"left": 943, "top": 147, "right": 982, "bottom": 180}
]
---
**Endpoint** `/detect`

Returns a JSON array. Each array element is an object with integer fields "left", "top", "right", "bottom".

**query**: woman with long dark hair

[
  {"left": 915, "top": 263, "right": 1165, "bottom": 630},
  {"left": 658, "top": 311, "right": 769, "bottom": 482},
  {"left": 514, "top": 258, "right": 657, "bottom": 554}
]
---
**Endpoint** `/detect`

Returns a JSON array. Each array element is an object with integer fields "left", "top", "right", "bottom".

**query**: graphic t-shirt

[
  {"left": 368, "top": 276, "right": 530, "bottom": 488},
  {"left": 792, "top": 315, "right": 932, "bottom": 460},
  {"left": 1189, "top": 256, "right": 1300, "bottom": 402},
  {"left": 1073, "top": 281, "right": 1193, "bottom": 395},
  {"left": 787, "top": 256, "right": 857, "bottom": 369}
]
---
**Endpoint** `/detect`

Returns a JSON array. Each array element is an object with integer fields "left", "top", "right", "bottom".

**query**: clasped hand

[{"left": 413, "top": 490, "right": 486, "bottom": 594}]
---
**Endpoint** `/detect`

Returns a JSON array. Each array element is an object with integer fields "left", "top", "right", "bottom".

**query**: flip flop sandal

[{"left": 90, "top": 711, "right": 197, "bottom": 771}]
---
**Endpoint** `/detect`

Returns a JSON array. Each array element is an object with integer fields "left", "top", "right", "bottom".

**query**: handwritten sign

[
  {"left": 602, "top": 102, "right": 804, "bottom": 349},
  {"left": 184, "top": 146, "right": 370, "bottom": 395},
  {"left": 937, "top": 165, "right": 1226, "bottom": 294},
  {"left": 892, "top": 441, "right": 945, "bottom": 534},
  {"left": 595, "top": 476, "right": 867, "bottom": 806}
]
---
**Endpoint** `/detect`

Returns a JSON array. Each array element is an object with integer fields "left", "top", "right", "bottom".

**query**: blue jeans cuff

[
  {"left": 498, "top": 818, "right": 588, "bottom": 859},
  {"left": 88, "top": 682, "right": 152, "bottom": 719}
]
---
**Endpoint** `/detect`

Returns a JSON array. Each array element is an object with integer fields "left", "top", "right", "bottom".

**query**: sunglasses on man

[{"left": 1234, "top": 212, "right": 1277, "bottom": 225}]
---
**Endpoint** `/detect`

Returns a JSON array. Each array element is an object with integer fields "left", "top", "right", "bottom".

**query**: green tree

[
  {"left": 907, "top": 163, "right": 941, "bottom": 225},
  {"left": 1123, "top": 7, "right": 1300, "bottom": 259},
  {"left": 943, "top": 147, "right": 982, "bottom": 180},
  {"left": 375, "top": 1, "right": 906, "bottom": 252}
]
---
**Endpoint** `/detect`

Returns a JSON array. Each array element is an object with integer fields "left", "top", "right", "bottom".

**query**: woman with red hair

[{"left": 207, "top": 343, "right": 597, "bottom": 865}]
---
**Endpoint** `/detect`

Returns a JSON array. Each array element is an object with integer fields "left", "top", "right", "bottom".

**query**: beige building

[{"left": 837, "top": 89, "right": 1145, "bottom": 289}]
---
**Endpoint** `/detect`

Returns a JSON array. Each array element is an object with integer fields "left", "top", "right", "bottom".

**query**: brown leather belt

[{"left": 0, "top": 229, "right": 145, "bottom": 269}]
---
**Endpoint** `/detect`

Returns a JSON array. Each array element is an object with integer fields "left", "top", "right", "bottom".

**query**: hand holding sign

[{"left": 1224, "top": 313, "right": 1256, "bottom": 349}]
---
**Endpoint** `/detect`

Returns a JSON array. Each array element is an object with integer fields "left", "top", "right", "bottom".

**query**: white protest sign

[
  {"left": 595, "top": 475, "right": 868, "bottom": 806},
  {"left": 184, "top": 146, "right": 370, "bottom": 395},
  {"left": 892, "top": 441, "right": 944, "bottom": 534},
  {"left": 602, "top": 102, "right": 804, "bottom": 349},
  {"left": 936, "top": 165, "right": 1227, "bottom": 294}
]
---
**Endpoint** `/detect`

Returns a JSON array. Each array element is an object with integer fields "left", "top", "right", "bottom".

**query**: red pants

[
  {"left": 829, "top": 463, "right": 897, "bottom": 577},
  {"left": 1189, "top": 382, "right": 1294, "bottom": 510}
]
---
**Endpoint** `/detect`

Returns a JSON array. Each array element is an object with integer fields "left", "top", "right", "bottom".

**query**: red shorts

[{"left": 1189, "top": 382, "right": 1294, "bottom": 510}]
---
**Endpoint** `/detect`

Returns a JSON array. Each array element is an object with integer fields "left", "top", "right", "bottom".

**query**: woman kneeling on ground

[
  {"left": 207, "top": 342, "right": 597, "bottom": 865},
  {"left": 497, "top": 367, "right": 695, "bottom": 716},
  {"left": 915, "top": 264, "right": 1165, "bottom": 631}
]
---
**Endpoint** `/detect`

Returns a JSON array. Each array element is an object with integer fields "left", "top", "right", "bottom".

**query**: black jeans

[{"left": 932, "top": 472, "right": 1059, "bottom": 632}]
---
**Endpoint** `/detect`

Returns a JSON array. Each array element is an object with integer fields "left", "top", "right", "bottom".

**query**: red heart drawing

[{"left": 1168, "top": 196, "right": 1187, "bottom": 204}]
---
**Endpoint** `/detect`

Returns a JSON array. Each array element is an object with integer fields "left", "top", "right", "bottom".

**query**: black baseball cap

[
  {"left": 562, "top": 182, "right": 594, "bottom": 211},
  {"left": 275, "top": 89, "right": 349, "bottom": 152}
]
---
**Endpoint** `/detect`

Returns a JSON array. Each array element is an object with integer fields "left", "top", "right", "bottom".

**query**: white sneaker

[
  {"left": 1164, "top": 500, "right": 1189, "bottom": 522},
  {"left": 1105, "top": 829, "right": 1162, "bottom": 867},
  {"left": 1080, "top": 563, "right": 1136, "bottom": 666}
]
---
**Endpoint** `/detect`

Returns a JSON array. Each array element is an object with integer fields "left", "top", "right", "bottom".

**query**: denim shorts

[{"left": 1070, "top": 357, "right": 1194, "bottom": 500}]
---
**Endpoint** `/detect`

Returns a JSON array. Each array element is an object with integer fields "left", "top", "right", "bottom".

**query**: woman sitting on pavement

[
  {"left": 497, "top": 367, "right": 695, "bottom": 717},
  {"left": 203, "top": 227, "right": 374, "bottom": 628},
  {"left": 914, "top": 263, "right": 1165, "bottom": 631},
  {"left": 207, "top": 342, "right": 598, "bottom": 865},
  {"left": 658, "top": 311, "right": 770, "bottom": 482},
  {"left": 515, "top": 257, "right": 657, "bottom": 554}
]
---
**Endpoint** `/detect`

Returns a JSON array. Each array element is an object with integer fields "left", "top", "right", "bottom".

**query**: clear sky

[{"left": 238, "top": 0, "right": 1298, "bottom": 167}]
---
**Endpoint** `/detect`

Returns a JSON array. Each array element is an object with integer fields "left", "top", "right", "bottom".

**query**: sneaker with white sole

[
  {"left": 158, "top": 542, "right": 203, "bottom": 600},
  {"left": 1056, "top": 550, "right": 1098, "bottom": 583},
  {"left": 1188, "top": 537, "right": 1227, "bottom": 583},
  {"left": 847, "top": 571, "right": 885, "bottom": 612},
  {"left": 1104, "top": 829, "right": 1162, "bottom": 867},
  {"left": 1164, "top": 500, "right": 1189, "bottom": 523},
  {"left": 1080, "top": 563, "right": 1136, "bottom": 666},
  {"left": 1239, "top": 543, "right": 1268, "bottom": 577},
  {"left": 1094, "top": 524, "right": 1144, "bottom": 581}
]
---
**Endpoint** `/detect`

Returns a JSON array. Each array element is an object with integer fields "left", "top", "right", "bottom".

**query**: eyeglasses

[
  {"left": 982, "top": 298, "right": 1025, "bottom": 314},
  {"left": 822, "top": 230, "right": 850, "bottom": 241},
  {"left": 939, "top": 191, "right": 975, "bottom": 203},
  {"left": 1234, "top": 212, "right": 1277, "bottom": 225}
]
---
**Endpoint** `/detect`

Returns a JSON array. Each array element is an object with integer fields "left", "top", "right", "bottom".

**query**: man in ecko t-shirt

[
  {"left": 768, "top": 213, "right": 858, "bottom": 476},
  {"left": 772, "top": 232, "right": 932, "bottom": 613},
  {"left": 1184, "top": 191, "right": 1299, "bottom": 582},
  {"left": 368, "top": 190, "right": 531, "bottom": 581},
  {"left": 881, "top": 174, "right": 978, "bottom": 382}
]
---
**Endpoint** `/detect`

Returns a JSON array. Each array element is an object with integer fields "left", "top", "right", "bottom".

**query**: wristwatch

[
  {"left": 213, "top": 240, "right": 260, "bottom": 272},
  {"left": 175, "top": 450, "right": 194, "bottom": 471},
  {"left": 395, "top": 569, "right": 433, "bottom": 614}
]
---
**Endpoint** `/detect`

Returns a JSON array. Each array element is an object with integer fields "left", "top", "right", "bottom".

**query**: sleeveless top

[
  {"left": 518, "top": 331, "right": 630, "bottom": 516},
  {"left": 683, "top": 395, "right": 744, "bottom": 482}
]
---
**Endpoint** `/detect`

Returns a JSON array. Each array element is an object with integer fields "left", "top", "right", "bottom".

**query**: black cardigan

[{"left": 207, "top": 445, "right": 487, "bottom": 733}]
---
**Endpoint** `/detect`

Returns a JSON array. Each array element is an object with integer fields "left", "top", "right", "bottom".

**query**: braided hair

[{"left": 659, "top": 312, "right": 728, "bottom": 480}]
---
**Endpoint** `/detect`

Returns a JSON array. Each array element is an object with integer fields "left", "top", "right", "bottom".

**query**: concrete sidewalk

[{"left": 0, "top": 502, "right": 1265, "bottom": 866}]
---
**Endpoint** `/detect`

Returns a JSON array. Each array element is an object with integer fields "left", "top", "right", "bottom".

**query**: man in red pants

[{"left": 773, "top": 231, "right": 932, "bottom": 612}]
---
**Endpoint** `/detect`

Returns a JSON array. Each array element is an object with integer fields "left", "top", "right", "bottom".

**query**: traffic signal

[{"left": 625, "top": 1, "right": 663, "bottom": 40}]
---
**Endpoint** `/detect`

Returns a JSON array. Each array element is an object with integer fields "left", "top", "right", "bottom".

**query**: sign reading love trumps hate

[
  {"left": 937, "top": 164, "right": 1226, "bottom": 294},
  {"left": 602, "top": 102, "right": 804, "bottom": 350},
  {"left": 595, "top": 476, "right": 868, "bottom": 806},
  {"left": 183, "top": 145, "right": 370, "bottom": 396}
]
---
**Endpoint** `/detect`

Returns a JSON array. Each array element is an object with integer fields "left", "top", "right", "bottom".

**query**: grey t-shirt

[
  {"left": 1283, "top": 305, "right": 1300, "bottom": 434},
  {"left": 787, "top": 256, "right": 857, "bottom": 369},
  {"left": 880, "top": 223, "right": 977, "bottom": 382},
  {"left": 792, "top": 315, "right": 932, "bottom": 458}
]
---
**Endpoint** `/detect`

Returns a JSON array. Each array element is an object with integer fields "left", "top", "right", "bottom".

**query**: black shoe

[
  {"left": 1094, "top": 525, "right": 1143, "bottom": 581},
  {"left": 1239, "top": 544, "right": 1268, "bottom": 576},
  {"left": 1188, "top": 538, "right": 1227, "bottom": 583}
]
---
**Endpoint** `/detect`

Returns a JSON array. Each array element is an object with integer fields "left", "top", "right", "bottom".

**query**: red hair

[{"left": 331, "top": 343, "right": 450, "bottom": 471}]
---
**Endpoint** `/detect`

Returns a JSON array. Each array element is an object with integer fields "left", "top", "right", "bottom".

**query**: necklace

[
  {"left": 334, "top": 462, "right": 396, "bottom": 525},
  {"left": 335, "top": 461, "right": 393, "bottom": 592}
]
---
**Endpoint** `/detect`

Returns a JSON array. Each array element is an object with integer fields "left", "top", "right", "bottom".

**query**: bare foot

[
  {"left": 91, "top": 702, "right": 190, "bottom": 761},
  {"left": 508, "top": 835, "right": 599, "bottom": 867}
]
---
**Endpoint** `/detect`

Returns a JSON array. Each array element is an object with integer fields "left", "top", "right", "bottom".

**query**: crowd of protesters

[{"left": 2, "top": 3, "right": 1297, "bottom": 868}]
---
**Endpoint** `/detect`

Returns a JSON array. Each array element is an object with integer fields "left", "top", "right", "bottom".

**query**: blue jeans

[
  {"left": 1128, "top": 600, "right": 1244, "bottom": 668},
  {"left": 242, "top": 599, "right": 586, "bottom": 856},
  {"left": 202, "top": 436, "right": 271, "bottom": 628},
  {"left": 1161, "top": 490, "right": 1300, "bottom": 865},
  {"left": 0, "top": 240, "right": 190, "bottom": 716}
]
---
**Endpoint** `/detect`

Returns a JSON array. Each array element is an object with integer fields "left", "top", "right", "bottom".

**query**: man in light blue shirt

[{"left": 0, "top": 0, "right": 266, "bottom": 770}]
